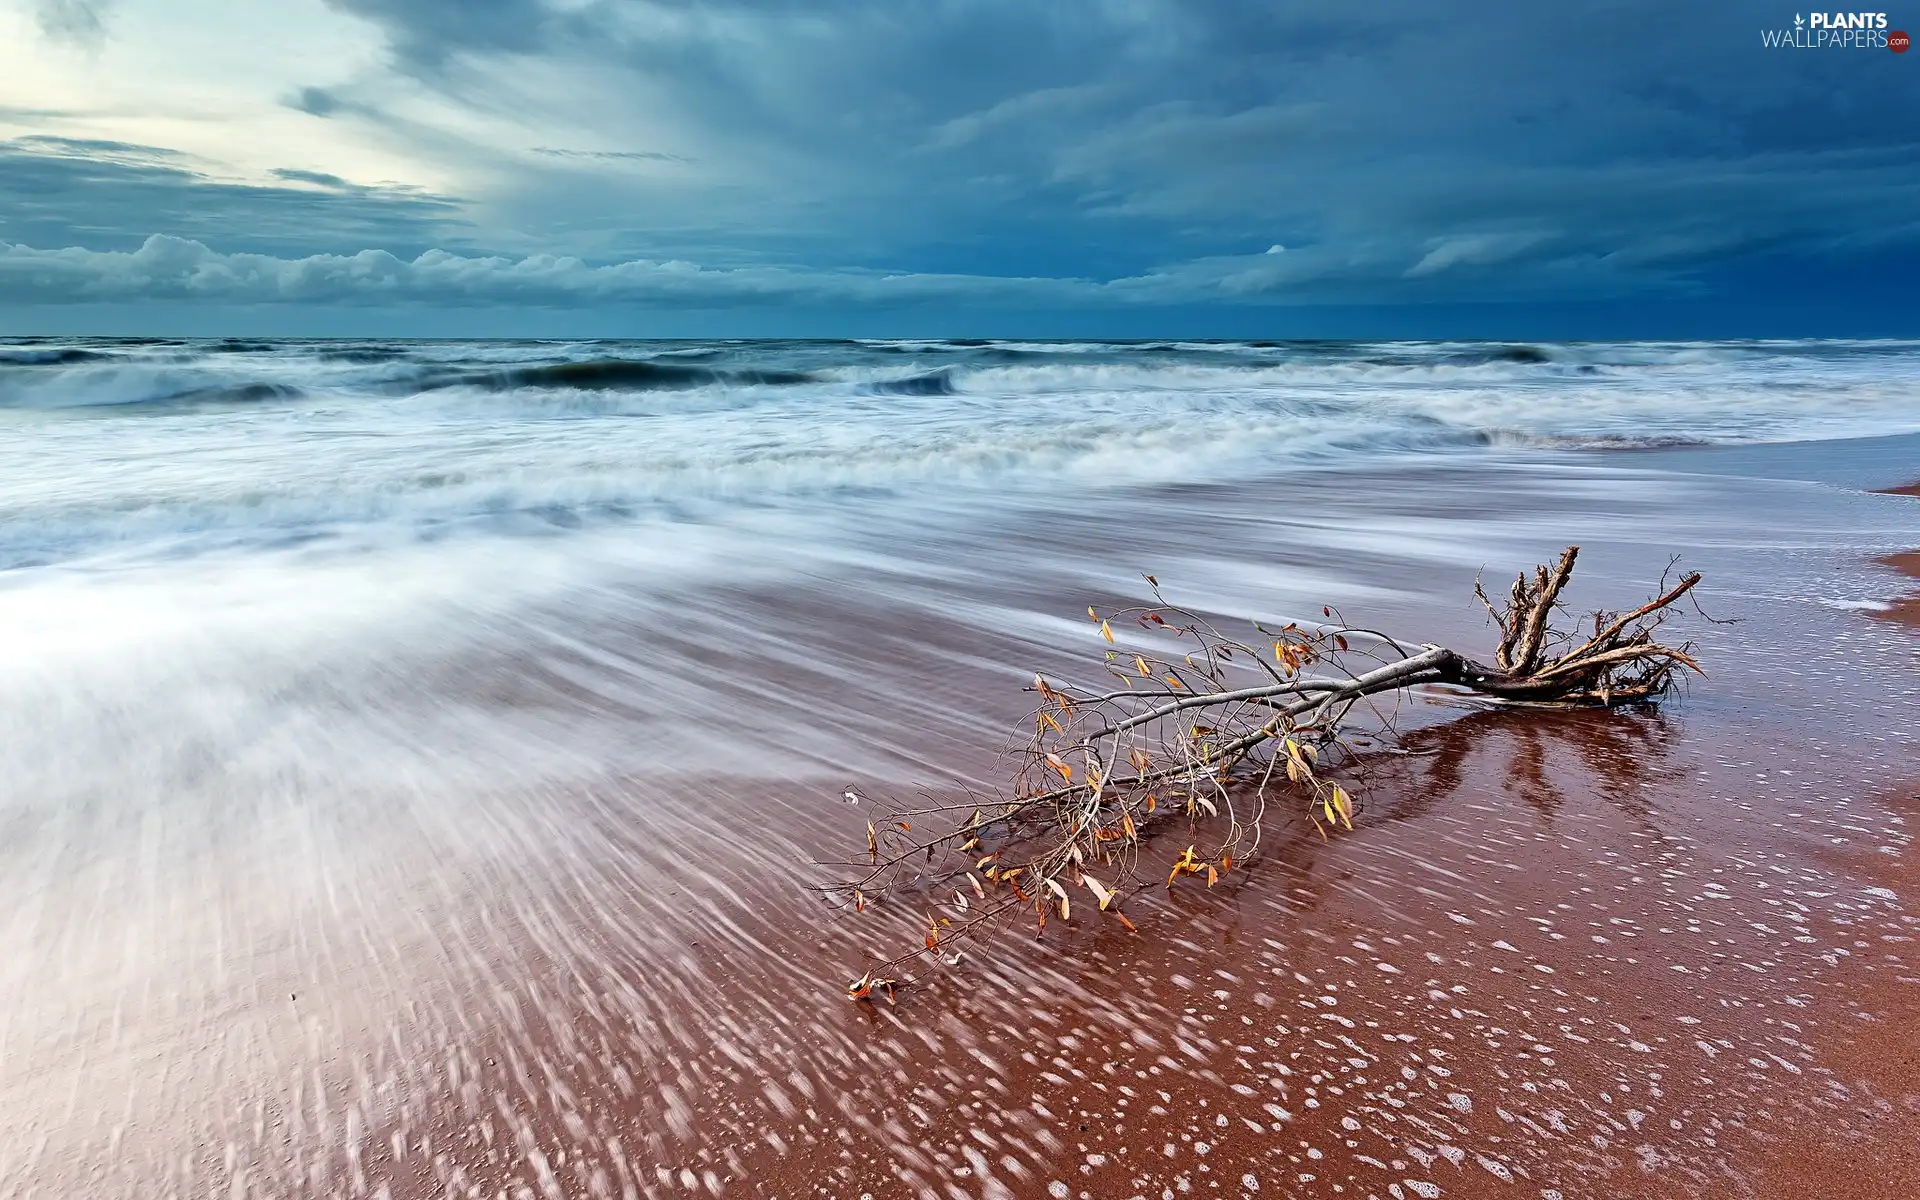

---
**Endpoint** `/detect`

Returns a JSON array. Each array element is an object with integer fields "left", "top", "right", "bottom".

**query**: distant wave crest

[{"left": 3, "top": 336, "right": 1917, "bottom": 571}]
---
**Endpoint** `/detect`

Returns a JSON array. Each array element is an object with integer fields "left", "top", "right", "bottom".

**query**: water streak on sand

[{"left": 0, "top": 339, "right": 1916, "bottom": 1198}]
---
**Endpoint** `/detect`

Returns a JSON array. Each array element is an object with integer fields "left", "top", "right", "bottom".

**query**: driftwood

[{"left": 834, "top": 546, "right": 1702, "bottom": 1002}]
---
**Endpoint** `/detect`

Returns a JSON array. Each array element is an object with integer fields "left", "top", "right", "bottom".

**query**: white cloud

[
  {"left": 0, "top": 234, "right": 1106, "bottom": 308},
  {"left": 923, "top": 85, "right": 1112, "bottom": 151},
  {"left": 0, "top": 228, "right": 1757, "bottom": 311},
  {"left": 0, "top": 0, "right": 422, "bottom": 192},
  {"left": 5, "top": 234, "right": 1501, "bottom": 309},
  {"left": 1405, "top": 231, "right": 1554, "bottom": 278}
]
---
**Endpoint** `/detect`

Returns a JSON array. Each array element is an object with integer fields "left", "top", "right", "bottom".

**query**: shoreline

[
  {"left": 1879, "top": 550, "right": 1920, "bottom": 630},
  {"left": 1872, "top": 480, "right": 1919, "bottom": 630},
  {"left": 3, "top": 447, "right": 1917, "bottom": 1199}
]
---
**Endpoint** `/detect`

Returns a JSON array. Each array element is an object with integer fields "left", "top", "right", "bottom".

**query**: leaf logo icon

[{"left": 1794, "top": 12, "right": 1805, "bottom": 25}]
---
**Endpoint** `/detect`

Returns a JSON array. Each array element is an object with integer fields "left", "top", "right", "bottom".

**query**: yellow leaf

[
  {"left": 1330, "top": 784, "right": 1354, "bottom": 830},
  {"left": 1100, "top": 620, "right": 1116, "bottom": 645},
  {"left": 1135, "top": 654, "right": 1152, "bottom": 677},
  {"left": 1164, "top": 675, "right": 1184, "bottom": 689},
  {"left": 866, "top": 822, "right": 878, "bottom": 859},
  {"left": 1084, "top": 874, "right": 1116, "bottom": 910}
]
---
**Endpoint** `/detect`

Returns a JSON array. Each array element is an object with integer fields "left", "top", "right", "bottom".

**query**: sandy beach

[
  {"left": 1874, "top": 550, "right": 1920, "bottom": 631},
  {"left": 1, "top": 343, "right": 1916, "bottom": 1200}
]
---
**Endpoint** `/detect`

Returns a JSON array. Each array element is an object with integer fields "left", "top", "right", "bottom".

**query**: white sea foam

[{"left": 2, "top": 338, "right": 1917, "bottom": 572}]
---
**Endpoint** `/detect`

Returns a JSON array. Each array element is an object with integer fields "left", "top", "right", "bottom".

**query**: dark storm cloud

[
  {"left": 308, "top": 0, "right": 1920, "bottom": 293},
  {"left": 287, "top": 87, "right": 346, "bottom": 118},
  {"left": 272, "top": 168, "right": 353, "bottom": 188},
  {"left": 34, "top": 0, "right": 114, "bottom": 49},
  {"left": 10, "top": 0, "right": 1920, "bottom": 322},
  {"left": 0, "top": 137, "right": 469, "bottom": 259},
  {"left": 322, "top": 0, "right": 558, "bottom": 64}
]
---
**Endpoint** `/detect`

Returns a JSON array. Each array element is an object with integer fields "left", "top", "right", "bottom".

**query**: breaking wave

[{"left": 2, "top": 336, "right": 1916, "bottom": 570}]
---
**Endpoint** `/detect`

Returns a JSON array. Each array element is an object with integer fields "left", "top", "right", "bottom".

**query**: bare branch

[{"left": 828, "top": 546, "right": 1705, "bottom": 1003}]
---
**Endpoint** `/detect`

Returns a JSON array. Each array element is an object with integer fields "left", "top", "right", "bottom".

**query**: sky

[{"left": 1, "top": 0, "right": 1917, "bottom": 337}]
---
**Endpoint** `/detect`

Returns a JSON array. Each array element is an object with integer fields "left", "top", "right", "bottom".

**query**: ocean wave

[
  {"left": 868, "top": 368, "right": 956, "bottom": 396},
  {"left": 0, "top": 348, "right": 111, "bottom": 366},
  {"left": 4, "top": 337, "right": 1918, "bottom": 570},
  {"left": 0, "top": 371, "right": 307, "bottom": 411},
  {"left": 441, "top": 358, "right": 821, "bottom": 392},
  {"left": 318, "top": 347, "right": 414, "bottom": 363}
]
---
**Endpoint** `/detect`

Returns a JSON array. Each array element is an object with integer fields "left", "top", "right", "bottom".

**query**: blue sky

[{"left": 1, "top": 0, "right": 1916, "bottom": 336}]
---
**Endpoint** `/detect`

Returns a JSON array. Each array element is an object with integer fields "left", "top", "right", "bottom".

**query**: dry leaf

[{"left": 1329, "top": 784, "right": 1354, "bottom": 830}]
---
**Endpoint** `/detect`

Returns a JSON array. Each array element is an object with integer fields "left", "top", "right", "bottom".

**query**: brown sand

[
  {"left": 5, "top": 473, "right": 1919, "bottom": 1200},
  {"left": 1876, "top": 551, "right": 1920, "bottom": 631},
  {"left": 17, "top": 659, "right": 1911, "bottom": 1199},
  {"left": 1868, "top": 480, "right": 1919, "bottom": 629}
]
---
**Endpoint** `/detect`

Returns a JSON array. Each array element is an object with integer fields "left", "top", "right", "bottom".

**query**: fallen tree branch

[{"left": 830, "top": 546, "right": 1703, "bottom": 1002}]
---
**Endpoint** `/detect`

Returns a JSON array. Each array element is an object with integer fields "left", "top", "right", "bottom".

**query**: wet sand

[
  {"left": 2, "top": 453, "right": 1916, "bottom": 1200},
  {"left": 1869, "top": 480, "right": 1918, "bottom": 630},
  {"left": 1876, "top": 552, "right": 1920, "bottom": 630}
]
